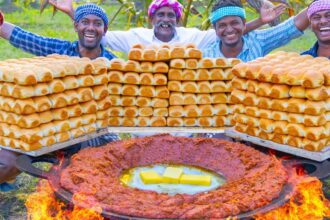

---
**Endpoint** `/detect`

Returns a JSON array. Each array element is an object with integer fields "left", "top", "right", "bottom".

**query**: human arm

[
  {"left": 293, "top": 8, "right": 309, "bottom": 31},
  {"left": 255, "top": 12, "right": 305, "bottom": 55},
  {"left": 245, "top": 3, "right": 287, "bottom": 34},
  {"left": 2, "top": 22, "right": 71, "bottom": 56},
  {"left": 256, "top": 7, "right": 309, "bottom": 54},
  {"left": 49, "top": 0, "right": 74, "bottom": 20}
]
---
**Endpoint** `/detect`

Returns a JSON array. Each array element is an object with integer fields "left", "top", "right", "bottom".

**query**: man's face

[
  {"left": 74, "top": 14, "right": 106, "bottom": 50},
  {"left": 151, "top": 6, "right": 177, "bottom": 41},
  {"left": 310, "top": 10, "right": 330, "bottom": 44},
  {"left": 214, "top": 16, "right": 245, "bottom": 47}
]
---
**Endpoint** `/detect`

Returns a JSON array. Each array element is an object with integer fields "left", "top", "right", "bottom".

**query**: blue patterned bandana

[
  {"left": 74, "top": 3, "right": 109, "bottom": 27},
  {"left": 210, "top": 6, "right": 246, "bottom": 25}
]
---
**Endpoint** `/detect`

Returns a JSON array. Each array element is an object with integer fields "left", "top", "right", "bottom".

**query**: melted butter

[{"left": 120, "top": 164, "right": 226, "bottom": 195}]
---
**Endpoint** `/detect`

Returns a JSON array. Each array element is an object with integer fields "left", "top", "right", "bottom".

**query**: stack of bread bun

[
  {"left": 0, "top": 55, "right": 111, "bottom": 151},
  {"left": 108, "top": 43, "right": 241, "bottom": 127},
  {"left": 166, "top": 44, "right": 241, "bottom": 127},
  {"left": 230, "top": 51, "right": 330, "bottom": 151},
  {"left": 107, "top": 44, "right": 172, "bottom": 127}
]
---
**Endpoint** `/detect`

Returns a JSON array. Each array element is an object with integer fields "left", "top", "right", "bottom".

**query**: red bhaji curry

[{"left": 61, "top": 134, "right": 287, "bottom": 219}]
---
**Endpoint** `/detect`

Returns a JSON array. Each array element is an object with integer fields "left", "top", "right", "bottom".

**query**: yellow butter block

[
  {"left": 140, "top": 170, "right": 163, "bottom": 184},
  {"left": 162, "top": 167, "right": 183, "bottom": 184},
  {"left": 180, "top": 174, "right": 212, "bottom": 186}
]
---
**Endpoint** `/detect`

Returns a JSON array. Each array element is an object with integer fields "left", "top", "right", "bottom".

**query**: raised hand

[
  {"left": 49, "top": 0, "right": 74, "bottom": 17},
  {"left": 260, "top": 3, "right": 287, "bottom": 24}
]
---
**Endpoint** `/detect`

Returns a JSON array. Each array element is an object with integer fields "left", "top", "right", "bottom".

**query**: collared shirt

[
  {"left": 10, "top": 26, "right": 116, "bottom": 60},
  {"left": 102, "top": 27, "right": 216, "bottom": 54},
  {"left": 203, "top": 17, "right": 303, "bottom": 62},
  {"left": 301, "top": 41, "right": 330, "bottom": 59},
  {"left": 9, "top": 26, "right": 118, "bottom": 147}
]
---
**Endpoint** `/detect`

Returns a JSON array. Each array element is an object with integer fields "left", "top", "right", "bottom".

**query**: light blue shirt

[{"left": 203, "top": 17, "right": 303, "bottom": 62}]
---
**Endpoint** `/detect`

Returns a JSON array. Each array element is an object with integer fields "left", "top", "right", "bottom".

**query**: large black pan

[{"left": 17, "top": 153, "right": 330, "bottom": 220}]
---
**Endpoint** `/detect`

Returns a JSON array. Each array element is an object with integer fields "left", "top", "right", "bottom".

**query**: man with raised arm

[{"left": 203, "top": 0, "right": 309, "bottom": 62}]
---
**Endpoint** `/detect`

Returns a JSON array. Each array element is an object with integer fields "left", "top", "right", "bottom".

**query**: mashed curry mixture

[{"left": 60, "top": 135, "right": 287, "bottom": 219}]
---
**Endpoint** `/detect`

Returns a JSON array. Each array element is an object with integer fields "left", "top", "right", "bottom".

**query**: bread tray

[
  {"left": 107, "top": 126, "right": 226, "bottom": 133},
  {"left": 225, "top": 128, "right": 330, "bottom": 162},
  {"left": 0, "top": 127, "right": 109, "bottom": 157}
]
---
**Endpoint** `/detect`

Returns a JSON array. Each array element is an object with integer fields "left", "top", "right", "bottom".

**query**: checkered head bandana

[
  {"left": 148, "top": 0, "right": 183, "bottom": 19},
  {"left": 307, "top": 0, "right": 330, "bottom": 19},
  {"left": 74, "top": 3, "right": 109, "bottom": 27}
]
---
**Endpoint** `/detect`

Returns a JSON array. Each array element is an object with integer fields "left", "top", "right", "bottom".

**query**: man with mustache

[
  {"left": 50, "top": 0, "right": 286, "bottom": 54},
  {"left": 203, "top": 0, "right": 309, "bottom": 62},
  {"left": 0, "top": 4, "right": 119, "bottom": 191},
  {"left": 301, "top": 0, "right": 330, "bottom": 58}
]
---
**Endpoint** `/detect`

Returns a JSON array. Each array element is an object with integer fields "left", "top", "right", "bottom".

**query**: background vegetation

[{"left": 0, "top": 1, "right": 321, "bottom": 219}]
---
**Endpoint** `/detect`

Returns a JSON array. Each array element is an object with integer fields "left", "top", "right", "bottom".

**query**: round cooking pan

[{"left": 15, "top": 154, "right": 307, "bottom": 220}]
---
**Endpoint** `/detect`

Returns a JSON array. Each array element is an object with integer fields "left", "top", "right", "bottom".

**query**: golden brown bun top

[
  {"left": 0, "top": 55, "right": 127, "bottom": 85},
  {"left": 234, "top": 51, "right": 330, "bottom": 88},
  {"left": 132, "top": 44, "right": 145, "bottom": 50},
  {"left": 185, "top": 43, "right": 197, "bottom": 49},
  {"left": 127, "top": 43, "right": 203, "bottom": 61},
  {"left": 160, "top": 43, "right": 171, "bottom": 49}
]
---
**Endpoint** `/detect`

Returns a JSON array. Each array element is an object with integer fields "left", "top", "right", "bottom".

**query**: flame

[
  {"left": 26, "top": 157, "right": 330, "bottom": 220},
  {"left": 255, "top": 177, "right": 330, "bottom": 220},
  {"left": 25, "top": 180, "right": 104, "bottom": 220}
]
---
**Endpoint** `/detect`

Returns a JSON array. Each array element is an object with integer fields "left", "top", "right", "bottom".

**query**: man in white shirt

[{"left": 50, "top": 0, "right": 286, "bottom": 54}]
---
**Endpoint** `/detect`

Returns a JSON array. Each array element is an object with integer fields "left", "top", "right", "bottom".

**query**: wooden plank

[
  {"left": 0, "top": 128, "right": 109, "bottom": 157},
  {"left": 107, "top": 127, "right": 227, "bottom": 133},
  {"left": 225, "top": 128, "right": 330, "bottom": 162}
]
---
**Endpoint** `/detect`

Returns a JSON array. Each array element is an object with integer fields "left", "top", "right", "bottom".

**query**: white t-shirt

[{"left": 102, "top": 27, "right": 216, "bottom": 54}]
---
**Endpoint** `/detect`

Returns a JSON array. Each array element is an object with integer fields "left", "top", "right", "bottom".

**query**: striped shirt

[
  {"left": 203, "top": 17, "right": 303, "bottom": 62},
  {"left": 10, "top": 26, "right": 116, "bottom": 60}
]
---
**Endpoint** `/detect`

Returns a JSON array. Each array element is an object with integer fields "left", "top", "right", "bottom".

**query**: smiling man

[
  {"left": 0, "top": 3, "right": 115, "bottom": 60},
  {"left": 301, "top": 0, "right": 330, "bottom": 58},
  {"left": 203, "top": 0, "right": 310, "bottom": 62},
  {"left": 95, "top": 0, "right": 217, "bottom": 54}
]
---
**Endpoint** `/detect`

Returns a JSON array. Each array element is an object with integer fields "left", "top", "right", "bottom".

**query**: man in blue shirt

[
  {"left": 203, "top": 0, "right": 310, "bottom": 62},
  {"left": 0, "top": 4, "right": 115, "bottom": 60},
  {"left": 0, "top": 3, "right": 118, "bottom": 189},
  {"left": 301, "top": 0, "right": 330, "bottom": 59}
]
